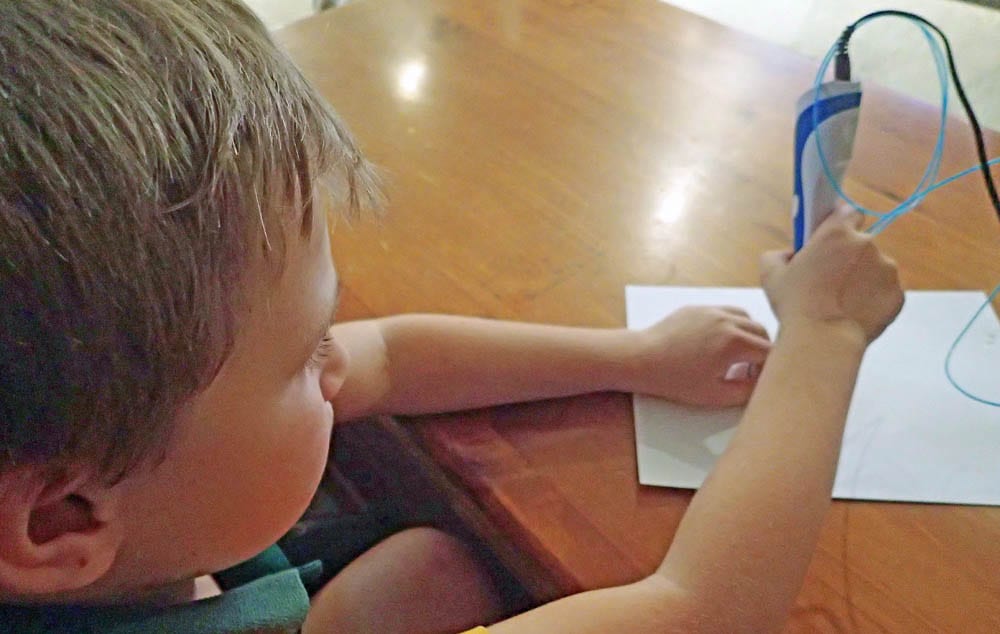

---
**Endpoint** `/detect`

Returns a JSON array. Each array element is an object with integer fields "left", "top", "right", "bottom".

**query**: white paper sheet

[{"left": 627, "top": 286, "right": 1000, "bottom": 505}]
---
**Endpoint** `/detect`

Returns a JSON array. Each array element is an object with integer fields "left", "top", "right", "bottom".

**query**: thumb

[
  {"left": 759, "top": 249, "right": 791, "bottom": 283},
  {"left": 714, "top": 378, "right": 758, "bottom": 407},
  {"left": 828, "top": 202, "right": 865, "bottom": 231}
]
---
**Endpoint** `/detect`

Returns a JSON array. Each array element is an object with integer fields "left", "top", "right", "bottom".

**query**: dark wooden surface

[{"left": 280, "top": 1, "right": 1000, "bottom": 631}]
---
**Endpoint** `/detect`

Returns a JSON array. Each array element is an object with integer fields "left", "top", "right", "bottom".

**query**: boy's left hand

[{"left": 628, "top": 306, "right": 771, "bottom": 407}]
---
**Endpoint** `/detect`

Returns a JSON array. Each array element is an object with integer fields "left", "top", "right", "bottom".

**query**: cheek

[
  {"left": 251, "top": 385, "right": 333, "bottom": 524},
  {"left": 115, "top": 384, "right": 335, "bottom": 585},
  {"left": 188, "top": 380, "right": 333, "bottom": 565}
]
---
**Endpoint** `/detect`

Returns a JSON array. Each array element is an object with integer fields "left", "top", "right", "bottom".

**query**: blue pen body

[{"left": 793, "top": 82, "right": 862, "bottom": 250}]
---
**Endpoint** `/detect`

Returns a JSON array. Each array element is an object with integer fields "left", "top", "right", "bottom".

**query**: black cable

[{"left": 837, "top": 10, "right": 1000, "bottom": 220}]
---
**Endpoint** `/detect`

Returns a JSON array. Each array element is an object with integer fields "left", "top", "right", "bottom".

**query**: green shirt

[{"left": 0, "top": 545, "right": 322, "bottom": 633}]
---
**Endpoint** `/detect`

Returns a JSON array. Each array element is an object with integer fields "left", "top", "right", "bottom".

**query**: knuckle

[
  {"left": 703, "top": 307, "right": 724, "bottom": 321},
  {"left": 720, "top": 324, "right": 745, "bottom": 348}
]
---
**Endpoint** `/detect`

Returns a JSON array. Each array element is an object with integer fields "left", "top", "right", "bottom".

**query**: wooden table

[{"left": 279, "top": 1, "right": 1000, "bottom": 631}]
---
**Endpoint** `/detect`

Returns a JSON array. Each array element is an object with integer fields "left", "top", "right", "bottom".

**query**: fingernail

[
  {"left": 724, "top": 362, "right": 749, "bottom": 381},
  {"left": 725, "top": 362, "right": 762, "bottom": 381}
]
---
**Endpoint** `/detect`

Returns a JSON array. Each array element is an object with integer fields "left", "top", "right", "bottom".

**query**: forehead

[{"left": 231, "top": 204, "right": 337, "bottom": 363}]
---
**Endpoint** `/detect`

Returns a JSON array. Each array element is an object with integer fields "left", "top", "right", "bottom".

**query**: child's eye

[{"left": 307, "top": 331, "right": 336, "bottom": 369}]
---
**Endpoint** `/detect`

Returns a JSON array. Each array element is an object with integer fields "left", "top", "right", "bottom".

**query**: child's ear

[{"left": 0, "top": 466, "right": 124, "bottom": 596}]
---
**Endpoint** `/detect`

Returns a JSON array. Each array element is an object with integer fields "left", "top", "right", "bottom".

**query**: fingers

[
  {"left": 720, "top": 330, "right": 770, "bottom": 395},
  {"left": 731, "top": 316, "right": 771, "bottom": 341},
  {"left": 735, "top": 334, "right": 771, "bottom": 362},
  {"left": 714, "top": 307, "right": 771, "bottom": 344},
  {"left": 726, "top": 327, "right": 771, "bottom": 362},
  {"left": 760, "top": 250, "right": 793, "bottom": 268},
  {"left": 802, "top": 204, "right": 866, "bottom": 251},
  {"left": 834, "top": 201, "right": 865, "bottom": 230},
  {"left": 723, "top": 361, "right": 762, "bottom": 382},
  {"left": 680, "top": 306, "right": 770, "bottom": 341},
  {"left": 759, "top": 249, "right": 792, "bottom": 282},
  {"left": 814, "top": 203, "right": 865, "bottom": 239},
  {"left": 713, "top": 379, "right": 757, "bottom": 407},
  {"left": 718, "top": 306, "right": 771, "bottom": 340},
  {"left": 719, "top": 306, "right": 751, "bottom": 318}
]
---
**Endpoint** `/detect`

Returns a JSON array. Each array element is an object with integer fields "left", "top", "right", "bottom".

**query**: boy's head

[{"left": 0, "top": 0, "right": 378, "bottom": 602}]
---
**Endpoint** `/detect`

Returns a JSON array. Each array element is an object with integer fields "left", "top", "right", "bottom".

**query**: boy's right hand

[{"left": 761, "top": 204, "right": 904, "bottom": 344}]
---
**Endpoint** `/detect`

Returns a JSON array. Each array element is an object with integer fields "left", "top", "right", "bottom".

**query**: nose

[{"left": 320, "top": 337, "right": 350, "bottom": 403}]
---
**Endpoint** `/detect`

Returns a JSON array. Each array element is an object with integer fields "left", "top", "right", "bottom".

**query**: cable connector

[
  {"left": 834, "top": 51, "right": 851, "bottom": 81},
  {"left": 834, "top": 26, "right": 854, "bottom": 81}
]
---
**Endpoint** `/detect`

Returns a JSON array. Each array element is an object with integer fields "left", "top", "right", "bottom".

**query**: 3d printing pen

[{"left": 792, "top": 80, "right": 862, "bottom": 250}]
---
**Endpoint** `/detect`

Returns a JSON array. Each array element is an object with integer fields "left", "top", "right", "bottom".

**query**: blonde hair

[{"left": 0, "top": 0, "right": 380, "bottom": 480}]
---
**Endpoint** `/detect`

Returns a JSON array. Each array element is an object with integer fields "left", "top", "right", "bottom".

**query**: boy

[{"left": 0, "top": 1, "right": 903, "bottom": 633}]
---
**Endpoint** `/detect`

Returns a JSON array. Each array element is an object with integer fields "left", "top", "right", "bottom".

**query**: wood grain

[{"left": 280, "top": 1, "right": 1000, "bottom": 631}]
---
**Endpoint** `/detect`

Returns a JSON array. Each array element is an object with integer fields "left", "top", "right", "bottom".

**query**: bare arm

[
  {"left": 656, "top": 320, "right": 864, "bottom": 629},
  {"left": 331, "top": 307, "right": 771, "bottom": 422},
  {"left": 484, "top": 208, "right": 903, "bottom": 633},
  {"left": 326, "top": 206, "right": 901, "bottom": 632},
  {"left": 485, "top": 320, "right": 864, "bottom": 633},
  {"left": 331, "top": 316, "right": 634, "bottom": 421}
]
